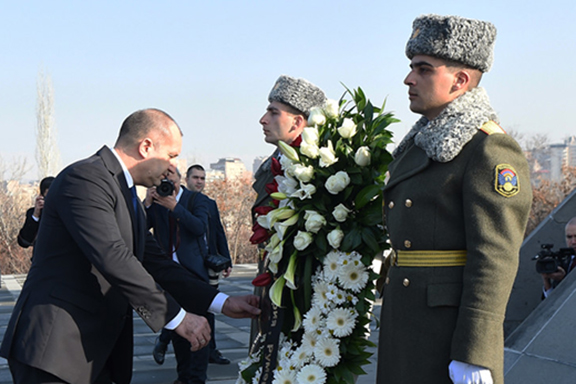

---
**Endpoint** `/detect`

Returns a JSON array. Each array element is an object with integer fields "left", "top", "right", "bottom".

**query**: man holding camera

[
  {"left": 541, "top": 217, "right": 576, "bottom": 298},
  {"left": 145, "top": 168, "right": 212, "bottom": 384}
]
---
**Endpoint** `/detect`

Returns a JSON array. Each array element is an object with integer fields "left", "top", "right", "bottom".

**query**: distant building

[
  {"left": 527, "top": 136, "right": 576, "bottom": 183},
  {"left": 209, "top": 158, "right": 247, "bottom": 180},
  {"left": 253, "top": 156, "right": 267, "bottom": 175}
]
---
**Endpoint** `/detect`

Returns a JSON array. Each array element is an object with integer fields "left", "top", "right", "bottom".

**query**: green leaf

[
  {"left": 361, "top": 226, "right": 379, "bottom": 255},
  {"left": 341, "top": 226, "right": 362, "bottom": 252},
  {"left": 354, "top": 184, "right": 382, "bottom": 209}
]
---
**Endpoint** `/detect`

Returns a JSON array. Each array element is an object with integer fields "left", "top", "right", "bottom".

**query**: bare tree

[
  {"left": 203, "top": 176, "right": 258, "bottom": 264},
  {"left": 0, "top": 156, "right": 34, "bottom": 274},
  {"left": 36, "top": 70, "right": 60, "bottom": 179}
]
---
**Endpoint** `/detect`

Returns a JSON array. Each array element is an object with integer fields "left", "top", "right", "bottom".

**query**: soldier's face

[
  {"left": 404, "top": 55, "right": 459, "bottom": 120},
  {"left": 187, "top": 169, "right": 206, "bottom": 192},
  {"left": 259, "top": 101, "right": 301, "bottom": 145}
]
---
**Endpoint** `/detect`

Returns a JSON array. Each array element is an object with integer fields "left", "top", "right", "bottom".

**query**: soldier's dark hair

[{"left": 186, "top": 164, "right": 205, "bottom": 178}]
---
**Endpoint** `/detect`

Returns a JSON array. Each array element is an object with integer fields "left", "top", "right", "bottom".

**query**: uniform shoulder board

[{"left": 480, "top": 120, "right": 506, "bottom": 135}]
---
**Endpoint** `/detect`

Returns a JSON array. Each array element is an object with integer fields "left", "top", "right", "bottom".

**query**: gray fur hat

[
  {"left": 268, "top": 75, "right": 326, "bottom": 115},
  {"left": 406, "top": 14, "right": 497, "bottom": 72}
]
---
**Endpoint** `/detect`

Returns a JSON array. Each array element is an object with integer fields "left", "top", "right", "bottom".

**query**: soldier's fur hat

[
  {"left": 268, "top": 75, "right": 326, "bottom": 116},
  {"left": 406, "top": 14, "right": 497, "bottom": 72}
]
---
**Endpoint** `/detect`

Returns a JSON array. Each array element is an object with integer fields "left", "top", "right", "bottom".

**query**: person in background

[
  {"left": 186, "top": 164, "right": 232, "bottom": 365},
  {"left": 17, "top": 176, "right": 54, "bottom": 248},
  {"left": 540, "top": 217, "right": 576, "bottom": 298}
]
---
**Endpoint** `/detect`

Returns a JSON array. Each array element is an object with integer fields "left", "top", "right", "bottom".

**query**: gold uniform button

[
  {"left": 388, "top": 201, "right": 395, "bottom": 209},
  {"left": 405, "top": 199, "right": 412, "bottom": 207},
  {"left": 385, "top": 277, "right": 390, "bottom": 285},
  {"left": 404, "top": 240, "right": 412, "bottom": 248},
  {"left": 403, "top": 278, "right": 410, "bottom": 287}
]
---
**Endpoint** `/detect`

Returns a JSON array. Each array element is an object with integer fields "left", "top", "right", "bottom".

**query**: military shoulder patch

[{"left": 495, "top": 164, "right": 520, "bottom": 197}]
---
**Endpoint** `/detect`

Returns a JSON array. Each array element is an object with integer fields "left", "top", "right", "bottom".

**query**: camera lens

[{"left": 157, "top": 179, "right": 175, "bottom": 197}]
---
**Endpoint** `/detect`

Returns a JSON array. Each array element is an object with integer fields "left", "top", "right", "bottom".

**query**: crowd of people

[{"left": 2, "top": 12, "right": 556, "bottom": 384}]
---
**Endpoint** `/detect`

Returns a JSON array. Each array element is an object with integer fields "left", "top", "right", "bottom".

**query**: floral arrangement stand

[{"left": 242, "top": 86, "right": 398, "bottom": 384}]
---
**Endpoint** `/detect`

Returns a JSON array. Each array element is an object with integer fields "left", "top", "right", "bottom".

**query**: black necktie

[{"left": 130, "top": 187, "right": 139, "bottom": 223}]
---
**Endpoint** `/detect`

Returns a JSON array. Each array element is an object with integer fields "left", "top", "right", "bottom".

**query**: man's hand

[
  {"left": 151, "top": 189, "right": 178, "bottom": 211},
  {"left": 222, "top": 267, "right": 232, "bottom": 278},
  {"left": 542, "top": 266, "right": 567, "bottom": 290},
  {"left": 33, "top": 195, "right": 44, "bottom": 218},
  {"left": 222, "top": 295, "right": 261, "bottom": 319},
  {"left": 174, "top": 312, "right": 211, "bottom": 351}
]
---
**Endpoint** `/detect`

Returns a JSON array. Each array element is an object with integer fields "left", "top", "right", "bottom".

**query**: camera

[
  {"left": 532, "top": 243, "right": 575, "bottom": 274},
  {"left": 156, "top": 179, "right": 175, "bottom": 197}
]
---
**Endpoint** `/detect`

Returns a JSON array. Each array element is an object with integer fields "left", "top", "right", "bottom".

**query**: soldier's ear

[{"left": 452, "top": 70, "right": 471, "bottom": 92}]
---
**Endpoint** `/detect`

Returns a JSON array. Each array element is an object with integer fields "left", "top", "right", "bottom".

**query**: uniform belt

[{"left": 394, "top": 250, "right": 467, "bottom": 267}]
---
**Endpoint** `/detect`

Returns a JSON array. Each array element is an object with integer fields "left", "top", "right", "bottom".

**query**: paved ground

[{"left": 0, "top": 264, "right": 381, "bottom": 384}]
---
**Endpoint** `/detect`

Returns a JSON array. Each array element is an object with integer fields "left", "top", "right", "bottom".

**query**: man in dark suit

[
  {"left": 17, "top": 176, "right": 54, "bottom": 248},
  {"left": 0, "top": 108, "right": 260, "bottom": 384},
  {"left": 145, "top": 167, "right": 213, "bottom": 384},
  {"left": 186, "top": 164, "right": 232, "bottom": 365}
]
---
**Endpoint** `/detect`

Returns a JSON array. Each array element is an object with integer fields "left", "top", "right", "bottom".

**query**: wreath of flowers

[{"left": 241, "top": 86, "right": 397, "bottom": 384}]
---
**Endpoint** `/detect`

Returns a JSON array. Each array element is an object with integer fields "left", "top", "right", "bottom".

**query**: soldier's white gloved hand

[{"left": 449, "top": 360, "right": 493, "bottom": 384}]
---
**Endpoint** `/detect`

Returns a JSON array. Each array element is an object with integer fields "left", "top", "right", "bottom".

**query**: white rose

[
  {"left": 300, "top": 141, "right": 320, "bottom": 159},
  {"left": 294, "top": 230, "right": 313, "bottom": 251},
  {"left": 308, "top": 107, "right": 326, "bottom": 126},
  {"left": 324, "top": 99, "right": 339, "bottom": 119},
  {"left": 302, "top": 127, "right": 319, "bottom": 145},
  {"left": 337, "top": 118, "right": 357, "bottom": 139},
  {"left": 275, "top": 175, "right": 298, "bottom": 195},
  {"left": 319, "top": 140, "right": 338, "bottom": 168},
  {"left": 327, "top": 229, "right": 344, "bottom": 249},
  {"left": 325, "top": 171, "right": 351, "bottom": 195},
  {"left": 291, "top": 182, "right": 317, "bottom": 200},
  {"left": 332, "top": 203, "right": 351, "bottom": 222},
  {"left": 292, "top": 164, "right": 315, "bottom": 183},
  {"left": 304, "top": 210, "right": 327, "bottom": 233},
  {"left": 354, "top": 146, "right": 371, "bottom": 166}
]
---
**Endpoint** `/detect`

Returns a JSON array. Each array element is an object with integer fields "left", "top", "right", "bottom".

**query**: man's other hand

[
  {"left": 174, "top": 312, "right": 211, "bottom": 351},
  {"left": 222, "top": 295, "right": 261, "bottom": 319}
]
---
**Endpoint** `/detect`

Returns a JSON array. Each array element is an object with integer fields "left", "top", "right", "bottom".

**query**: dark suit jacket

[
  {"left": 17, "top": 207, "right": 39, "bottom": 248},
  {"left": 146, "top": 187, "right": 211, "bottom": 282},
  {"left": 206, "top": 197, "right": 231, "bottom": 262},
  {"left": 0, "top": 146, "right": 218, "bottom": 384}
]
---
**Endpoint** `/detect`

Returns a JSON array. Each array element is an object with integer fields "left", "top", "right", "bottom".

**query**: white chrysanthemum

[
  {"left": 296, "top": 364, "right": 327, "bottom": 384},
  {"left": 326, "top": 307, "right": 357, "bottom": 337},
  {"left": 273, "top": 369, "right": 298, "bottom": 384},
  {"left": 339, "top": 251, "right": 362, "bottom": 266},
  {"left": 252, "top": 367, "right": 263, "bottom": 384},
  {"left": 313, "top": 337, "right": 341, "bottom": 367},
  {"left": 312, "top": 280, "right": 330, "bottom": 307},
  {"left": 303, "top": 306, "right": 324, "bottom": 332},
  {"left": 346, "top": 293, "right": 359, "bottom": 306},
  {"left": 291, "top": 346, "right": 311, "bottom": 370},
  {"left": 337, "top": 261, "right": 369, "bottom": 293},
  {"left": 326, "top": 285, "right": 346, "bottom": 305},
  {"left": 322, "top": 251, "right": 341, "bottom": 282},
  {"left": 301, "top": 332, "right": 318, "bottom": 354},
  {"left": 279, "top": 340, "right": 295, "bottom": 360}
]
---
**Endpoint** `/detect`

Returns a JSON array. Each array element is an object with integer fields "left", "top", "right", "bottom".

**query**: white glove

[{"left": 449, "top": 360, "right": 493, "bottom": 384}]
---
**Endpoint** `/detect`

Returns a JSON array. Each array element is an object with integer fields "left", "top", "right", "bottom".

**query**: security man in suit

[
  {"left": 0, "top": 108, "right": 260, "bottom": 384},
  {"left": 186, "top": 164, "right": 232, "bottom": 365},
  {"left": 17, "top": 176, "right": 54, "bottom": 248},
  {"left": 377, "top": 15, "right": 532, "bottom": 384},
  {"left": 146, "top": 167, "right": 212, "bottom": 384}
]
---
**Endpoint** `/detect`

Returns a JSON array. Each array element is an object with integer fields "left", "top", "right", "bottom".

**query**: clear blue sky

[{"left": 1, "top": 0, "right": 574, "bottom": 179}]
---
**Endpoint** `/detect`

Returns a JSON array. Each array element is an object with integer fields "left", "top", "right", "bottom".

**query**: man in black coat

[
  {"left": 0, "top": 108, "right": 259, "bottom": 384},
  {"left": 17, "top": 176, "right": 54, "bottom": 248}
]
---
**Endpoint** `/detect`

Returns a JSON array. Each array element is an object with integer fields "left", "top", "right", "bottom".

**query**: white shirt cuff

[
  {"left": 163, "top": 293, "right": 229, "bottom": 330},
  {"left": 543, "top": 286, "right": 553, "bottom": 298},
  {"left": 209, "top": 292, "right": 228, "bottom": 314},
  {"left": 164, "top": 308, "right": 186, "bottom": 330},
  {"left": 32, "top": 215, "right": 40, "bottom": 222}
]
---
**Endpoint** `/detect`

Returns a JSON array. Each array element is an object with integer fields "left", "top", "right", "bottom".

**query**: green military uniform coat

[{"left": 377, "top": 87, "right": 532, "bottom": 384}]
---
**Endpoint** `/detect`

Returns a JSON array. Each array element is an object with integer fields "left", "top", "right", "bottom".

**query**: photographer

[
  {"left": 541, "top": 217, "right": 576, "bottom": 298},
  {"left": 17, "top": 176, "right": 54, "bottom": 248},
  {"left": 145, "top": 167, "right": 213, "bottom": 384}
]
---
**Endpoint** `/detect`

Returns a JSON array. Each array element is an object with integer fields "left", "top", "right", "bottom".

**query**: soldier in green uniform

[
  {"left": 250, "top": 75, "right": 326, "bottom": 346},
  {"left": 377, "top": 15, "right": 532, "bottom": 384}
]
